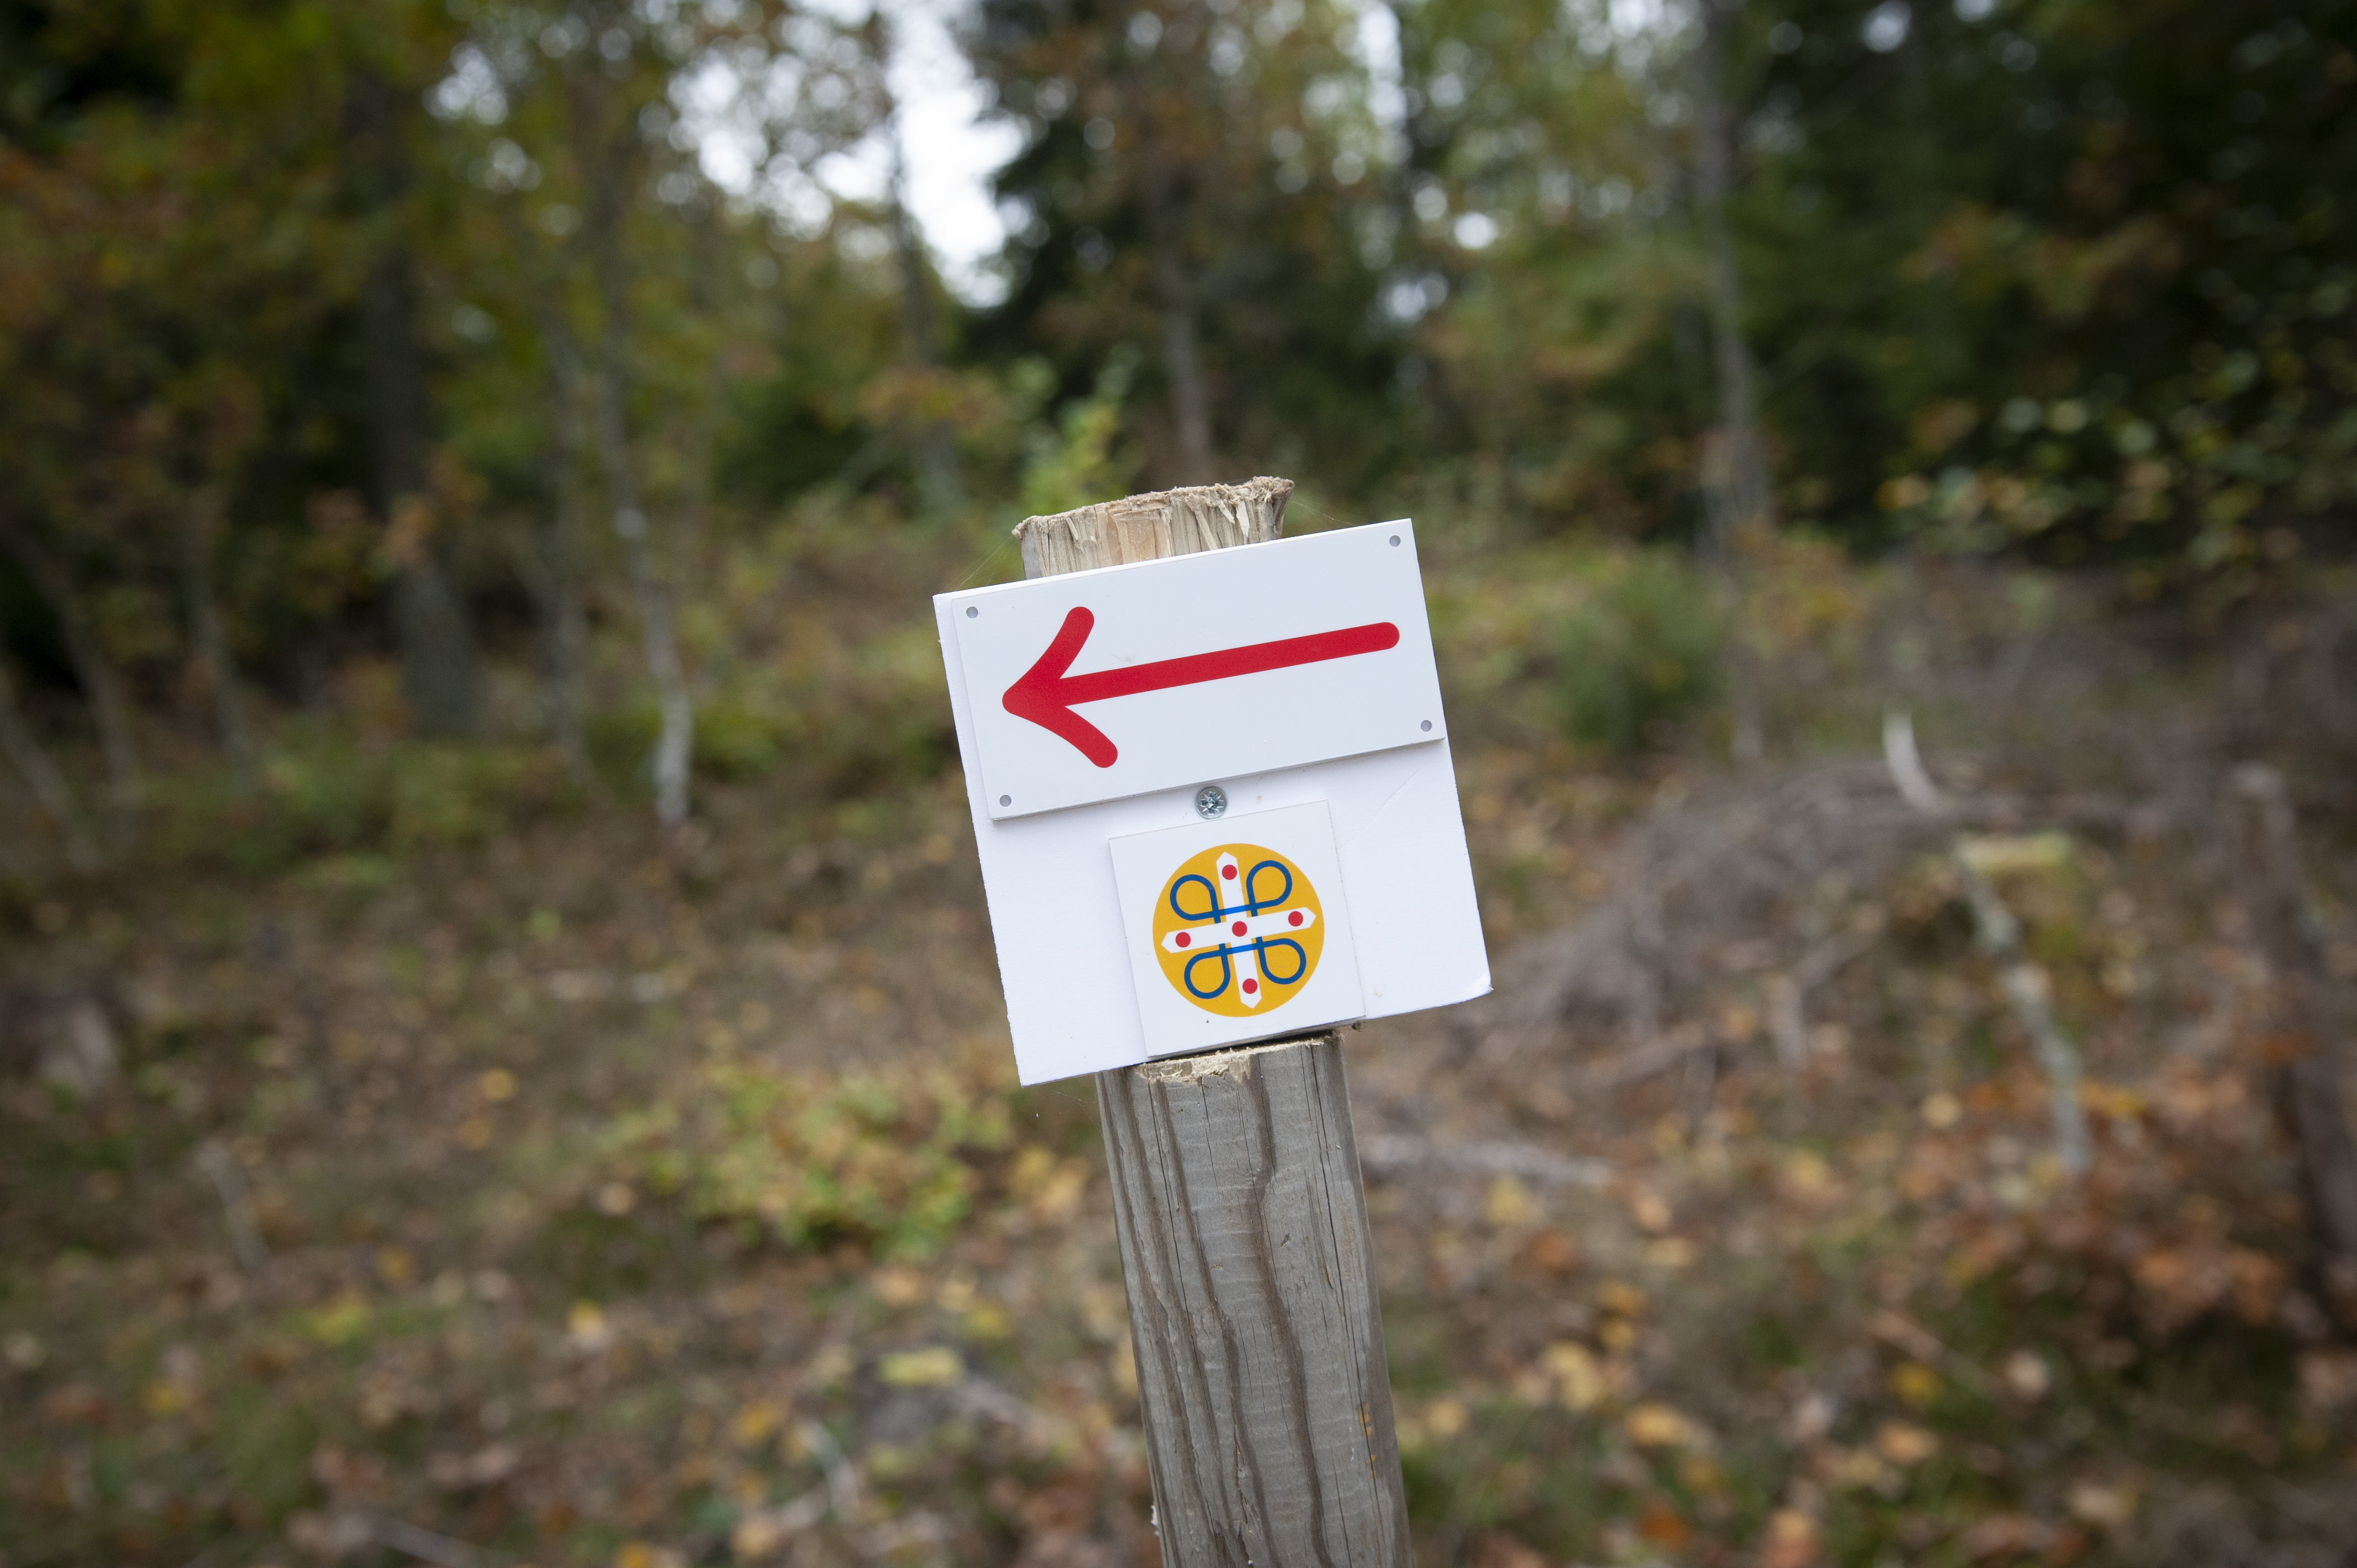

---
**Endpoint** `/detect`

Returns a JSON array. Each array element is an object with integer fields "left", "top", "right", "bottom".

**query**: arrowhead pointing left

[{"left": 1001, "top": 605, "right": 1120, "bottom": 767}]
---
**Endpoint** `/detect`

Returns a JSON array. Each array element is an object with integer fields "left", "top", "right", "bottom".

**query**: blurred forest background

[{"left": 4, "top": 0, "right": 2357, "bottom": 1564}]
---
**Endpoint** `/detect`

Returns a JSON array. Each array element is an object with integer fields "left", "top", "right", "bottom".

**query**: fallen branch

[
  {"left": 730, "top": 1488, "right": 828, "bottom": 1560},
  {"left": 1768, "top": 914, "right": 1886, "bottom": 1071},
  {"left": 1880, "top": 709, "right": 1950, "bottom": 816},
  {"left": 1359, "top": 1133, "right": 1612, "bottom": 1189},
  {"left": 1952, "top": 843, "right": 2092, "bottom": 1176},
  {"left": 1884, "top": 708, "right": 2091, "bottom": 1176},
  {"left": 1569, "top": 1027, "right": 1716, "bottom": 1092},
  {"left": 1866, "top": 1309, "right": 1995, "bottom": 1400},
  {"left": 361, "top": 1514, "right": 504, "bottom": 1568},
  {"left": 950, "top": 1374, "right": 1068, "bottom": 1452},
  {"left": 192, "top": 1141, "right": 270, "bottom": 1275},
  {"left": 797, "top": 1417, "right": 862, "bottom": 1521}
]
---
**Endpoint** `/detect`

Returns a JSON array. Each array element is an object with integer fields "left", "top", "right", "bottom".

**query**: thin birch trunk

[
  {"left": 577, "top": 82, "right": 693, "bottom": 828},
  {"left": 887, "top": 128, "right": 964, "bottom": 514},
  {"left": 1882, "top": 709, "right": 2093, "bottom": 1173},
  {"left": 176, "top": 488, "right": 256, "bottom": 787},
  {"left": 1691, "top": 0, "right": 1769, "bottom": 763},
  {"left": 3, "top": 529, "right": 140, "bottom": 848},
  {"left": 1953, "top": 844, "right": 2093, "bottom": 1176}
]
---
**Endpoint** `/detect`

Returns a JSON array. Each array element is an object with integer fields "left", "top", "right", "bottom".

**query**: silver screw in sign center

[{"left": 1195, "top": 785, "right": 1228, "bottom": 819}]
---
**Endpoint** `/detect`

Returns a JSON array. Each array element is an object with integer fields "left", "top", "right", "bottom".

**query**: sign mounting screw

[{"left": 1195, "top": 785, "right": 1227, "bottom": 819}]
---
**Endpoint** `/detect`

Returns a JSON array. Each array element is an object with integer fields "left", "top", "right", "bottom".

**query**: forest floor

[{"left": 3, "top": 535, "right": 2356, "bottom": 1567}]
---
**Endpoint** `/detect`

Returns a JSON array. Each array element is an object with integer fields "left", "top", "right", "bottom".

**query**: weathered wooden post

[{"left": 1015, "top": 480, "right": 1412, "bottom": 1566}]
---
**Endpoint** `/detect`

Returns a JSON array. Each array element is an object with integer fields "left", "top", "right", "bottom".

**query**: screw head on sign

[
  {"left": 1195, "top": 785, "right": 1227, "bottom": 819},
  {"left": 965, "top": 606, "right": 977, "bottom": 618}
]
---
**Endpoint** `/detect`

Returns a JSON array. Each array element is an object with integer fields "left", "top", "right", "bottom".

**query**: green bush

[
  {"left": 691, "top": 697, "right": 788, "bottom": 781},
  {"left": 1554, "top": 550, "right": 1725, "bottom": 752},
  {"left": 603, "top": 1049, "right": 1017, "bottom": 1260},
  {"left": 148, "top": 735, "right": 569, "bottom": 874}
]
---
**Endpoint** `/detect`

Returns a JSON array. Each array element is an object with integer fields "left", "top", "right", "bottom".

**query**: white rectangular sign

[
  {"left": 935, "top": 518, "right": 1490, "bottom": 1086},
  {"left": 941, "top": 523, "right": 1446, "bottom": 819}
]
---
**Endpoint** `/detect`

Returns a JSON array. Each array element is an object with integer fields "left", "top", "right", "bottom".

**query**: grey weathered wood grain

[
  {"left": 1097, "top": 1036, "right": 1410, "bottom": 1567},
  {"left": 1021, "top": 479, "right": 1410, "bottom": 1566},
  {"left": 1014, "top": 476, "right": 1293, "bottom": 578}
]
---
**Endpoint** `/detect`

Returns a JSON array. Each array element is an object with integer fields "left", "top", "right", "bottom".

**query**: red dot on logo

[
  {"left": 1174, "top": 931, "right": 1189, "bottom": 947},
  {"left": 1242, "top": 978, "right": 1258, "bottom": 994},
  {"left": 1221, "top": 863, "right": 1237, "bottom": 880},
  {"left": 1289, "top": 911, "right": 1304, "bottom": 926},
  {"left": 1232, "top": 921, "right": 1247, "bottom": 936}
]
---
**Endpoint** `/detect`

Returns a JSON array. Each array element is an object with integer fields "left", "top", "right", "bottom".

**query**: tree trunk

[
  {"left": 533, "top": 339, "right": 594, "bottom": 783},
  {"left": 1139, "top": 143, "right": 1216, "bottom": 486},
  {"left": 1691, "top": 0, "right": 1769, "bottom": 763},
  {"left": 888, "top": 127, "right": 964, "bottom": 514},
  {"left": 577, "top": 79, "right": 694, "bottom": 829},
  {"left": 682, "top": 205, "right": 730, "bottom": 553},
  {"left": 2227, "top": 764, "right": 2357, "bottom": 1286},
  {"left": 497, "top": 193, "right": 593, "bottom": 783},
  {"left": 350, "top": 64, "right": 481, "bottom": 741},
  {"left": 176, "top": 488, "right": 256, "bottom": 787},
  {"left": 0, "top": 600, "right": 99, "bottom": 871},
  {"left": 2, "top": 529, "right": 140, "bottom": 849}
]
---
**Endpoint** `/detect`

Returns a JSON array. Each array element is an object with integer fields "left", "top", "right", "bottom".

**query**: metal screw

[
  {"left": 1195, "top": 785, "right": 1227, "bottom": 819},
  {"left": 1421, "top": 719, "right": 1433, "bottom": 732},
  {"left": 966, "top": 606, "right": 978, "bottom": 618},
  {"left": 1390, "top": 534, "right": 1401, "bottom": 546},
  {"left": 999, "top": 795, "right": 1011, "bottom": 807}
]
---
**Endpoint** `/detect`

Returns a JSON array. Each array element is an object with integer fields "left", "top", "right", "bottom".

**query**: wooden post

[
  {"left": 1016, "top": 479, "right": 1412, "bottom": 1567},
  {"left": 2226, "top": 764, "right": 2357, "bottom": 1283}
]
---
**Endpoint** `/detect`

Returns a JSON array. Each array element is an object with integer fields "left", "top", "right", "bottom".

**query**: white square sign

[
  {"left": 1109, "top": 802, "right": 1366, "bottom": 1055},
  {"left": 935, "top": 520, "right": 1490, "bottom": 1085}
]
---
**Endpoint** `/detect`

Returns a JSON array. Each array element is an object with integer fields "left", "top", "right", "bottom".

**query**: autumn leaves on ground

[{"left": 3, "top": 528, "right": 2355, "bottom": 1567}]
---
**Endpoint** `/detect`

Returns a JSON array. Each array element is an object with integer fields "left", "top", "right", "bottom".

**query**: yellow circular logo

[{"left": 1150, "top": 843, "right": 1324, "bottom": 1017}]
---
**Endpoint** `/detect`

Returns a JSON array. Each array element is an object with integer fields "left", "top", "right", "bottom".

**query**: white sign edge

[{"left": 935, "top": 519, "right": 1443, "bottom": 822}]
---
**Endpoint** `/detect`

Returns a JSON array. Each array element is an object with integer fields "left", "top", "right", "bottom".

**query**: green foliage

[
  {"left": 604, "top": 1050, "right": 1017, "bottom": 1260},
  {"left": 1015, "top": 347, "right": 1143, "bottom": 520},
  {"left": 151, "top": 735, "right": 571, "bottom": 874},
  {"left": 1552, "top": 550, "right": 1725, "bottom": 752},
  {"left": 688, "top": 697, "right": 785, "bottom": 781}
]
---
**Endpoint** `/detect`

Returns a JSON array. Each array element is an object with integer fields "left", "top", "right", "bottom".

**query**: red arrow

[{"left": 1001, "top": 606, "right": 1402, "bottom": 768}]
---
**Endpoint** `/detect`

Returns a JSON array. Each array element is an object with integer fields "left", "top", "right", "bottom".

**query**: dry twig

[
  {"left": 1359, "top": 1133, "right": 1612, "bottom": 1189},
  {"left": 1885, "top": 708, "right": 2092, "bottom": 1175},
  {"left": 192, "top": 1140, "right": 270, "bottom": 1275}
]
